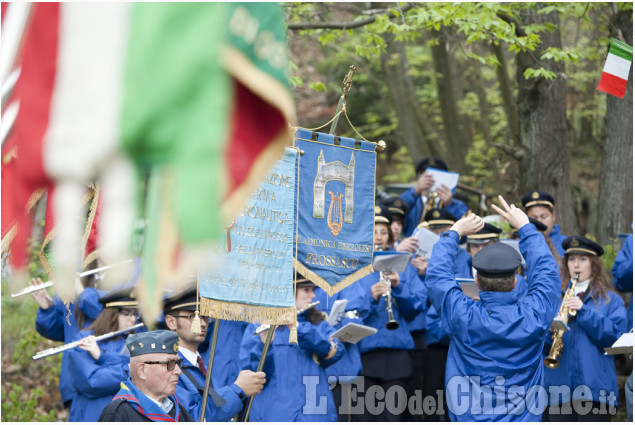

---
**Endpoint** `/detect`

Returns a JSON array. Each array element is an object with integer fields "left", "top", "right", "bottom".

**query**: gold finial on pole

[
  {"left": 329, "top": 65, "right": 356, "bottom": 135},
  {"left": 341, "top": 65, "right": 356, "bottom": 94}
]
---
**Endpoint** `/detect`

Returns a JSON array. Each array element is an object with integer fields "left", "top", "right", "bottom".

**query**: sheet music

[
  {"left": 330, "top": 322, "right": 378, "bottom": 343},
  {"left": 604, "top": 331, "right": 633, "bottom": 355},
  {"left": 412, "top": 226, "right": 440, "bottom": 259},
  {"left": 425, "top": 167, "right": 460, "bottom": 193},
  {"left": 372, "top": 251, "right": 412, "bottom": 273},
  {"left": 457, "top": 278, "right": 479, "bottom": 300},
  {"left": 328, "top": 299, "right": 348, "bottom": 327}
]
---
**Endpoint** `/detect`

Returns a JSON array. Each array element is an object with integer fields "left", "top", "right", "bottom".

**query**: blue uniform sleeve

[
  {"left": 296, "top": 320, "right": 345, "bottom": 365},
  {"left": 612, "top": 235, "right": 633, "bottom": 292},
  {"left": 239, "top": 325, "right": 274, "bottom": 376},
  {"left": 517, "top": 223, "right": 561, "bottom": 328},
  {"left": 68, "top": 343, "right": 129, "bottom": 397},
  {"left": 425, "top": 231, "right": 474, "bottom": 332},
  {"left": 576, "top": 294, "right": 627, "bottom": 348},
  {"left": 176, "top": 377, "right": 243, "bottom": 422},
  {"left": 391, "top": 265, "right": 428, "bottom": 321},
  {"left": 77, "top": 288, "right": 105, "bottom": 320},
  {"left": 35, "top": 299, "right": 66, "bottom": 342}
]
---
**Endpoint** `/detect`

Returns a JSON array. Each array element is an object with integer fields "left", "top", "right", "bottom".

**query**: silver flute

[
  {"left": 254, "top": 301, "right": 321, "bottom": 335},
  {"left": 11, "top": 259, "right": 133, "bottom": 298},
  {"left": 32, "top": 322, "right": 144, "bottom": 360}
]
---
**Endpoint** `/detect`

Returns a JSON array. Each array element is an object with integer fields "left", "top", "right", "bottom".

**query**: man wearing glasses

[
  {"left": 163, "top": 286, "right": 266, "bottom": 421},
  {"left": 98, "top": 330, "right": 194, "bottom": 421}
]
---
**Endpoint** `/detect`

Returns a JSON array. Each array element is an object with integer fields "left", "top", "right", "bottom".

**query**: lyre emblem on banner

[
  {"left": 313, "top": 150, "right": 355, "bottom": 234},
  {"left": 327, "top": 191, "right": 344, "bottom": 236}
]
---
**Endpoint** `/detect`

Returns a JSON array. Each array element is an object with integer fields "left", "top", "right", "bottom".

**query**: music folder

[
  {"left": 330, "top": 323, "right": 378, "bottom": 344},
  {"left": 372, "top": 251, "right": 411, "bottom": 273}
]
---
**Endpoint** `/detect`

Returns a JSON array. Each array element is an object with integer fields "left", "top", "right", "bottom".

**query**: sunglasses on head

[{"left": 143, "top": 358, "right": 183, "bottom": 371}]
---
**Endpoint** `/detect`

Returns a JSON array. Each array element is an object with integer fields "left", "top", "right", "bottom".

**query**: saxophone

[{"left": 544, "top": 272, "right": 580, "bottom": 369}]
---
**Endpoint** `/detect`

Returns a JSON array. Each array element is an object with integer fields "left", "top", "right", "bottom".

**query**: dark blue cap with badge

[
  {"left": 562, "top": 236, "right": 604, "bottom": 257},
  {"left": 521, "top": 190, "right": 555, "bottom": 210},
  {"left": 415, "top": 157, "right": 448, "bottom": 175},
  {"left": 467, "top": 222, "right": 502, "bottom": 245},
  {"left": 374, "top": 204, "right": 393, "bottom": 225},
  {"left": 384, "top": 196, "right": 409, "bottom": 220},
  {"left": 98, "top": 287, "right": 138, "bottom": 308},
  {"left": 423, "top": 208, "right": 457, "bottom": 229},
  {"left": 126, "top": 330, "right": 179, "bottom": 357},
  {"left": 295, "top": 271, "right": 315, "bottom": 288},
  {"left": 472, "top": 243, "right": 522, "bottom": 279},
  {"left": 163, "top": 285, "right": 198, "bottom": 314}
]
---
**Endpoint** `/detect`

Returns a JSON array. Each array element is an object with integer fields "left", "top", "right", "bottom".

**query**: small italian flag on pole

[{"left": 597, "top": 38, "right": 633, "bottom": 99}]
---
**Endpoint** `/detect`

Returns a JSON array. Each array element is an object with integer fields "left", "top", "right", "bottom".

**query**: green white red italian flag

[
  {"left": 3, "top": 3, "right": 295, "bottom": 318},
  {"left": 597, "top": 38, "right": 633, "bottom": 99}
]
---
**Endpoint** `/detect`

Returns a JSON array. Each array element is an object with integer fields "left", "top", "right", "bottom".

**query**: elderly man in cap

[
  {"left": 99, "top": 330, "right": 193, "bottom": 422},
  {"left": 521, "top": 190, "right": 567, "bottom": 256},
  {"left": 400, "top": 156, "right": 469, "bottom": 237},
  {"left": 163, "top": 286, "right": 265, "bottom": 422},
  {"left": 425, "top": 196, "right": 560, "bottom": 421}
]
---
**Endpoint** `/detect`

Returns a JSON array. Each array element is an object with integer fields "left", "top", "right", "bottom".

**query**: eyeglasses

[
  {"left": 170, "top": 314, "right": 211, "bottom": 322},
  {"left": 119, "top": 309, "right": 139, "bottom": 319},
  {"left": 143, "top": 358, "right": 183, "bottom": 371}
]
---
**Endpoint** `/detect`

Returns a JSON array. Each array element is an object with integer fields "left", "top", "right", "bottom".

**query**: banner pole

[
  {"left": 328, "top": 65, "right": 356, "bottom": 135},
  {"left": 242, "top": 325, "right": 276, "bottom": 422},
  {"left": 199, "top": 318, "right": 220, "bottom": 421}
]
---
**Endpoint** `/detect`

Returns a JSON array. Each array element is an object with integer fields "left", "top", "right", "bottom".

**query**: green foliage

[
  {"left": 523, "top": 67, "right": 556, "bottom": 80},
  {"left": 1, "top": 384, "right": 57, "bottom": 422},
  {"left": 380, "top": 146, "right": 416, "bottom": 184}
]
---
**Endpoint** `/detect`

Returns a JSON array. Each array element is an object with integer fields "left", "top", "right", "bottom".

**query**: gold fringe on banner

[
  {"left": 200, "top": 298, "right": 296, "bottom": 326},
  {"left": 293, "top": 259, "right": 374, "bottom": 297}
]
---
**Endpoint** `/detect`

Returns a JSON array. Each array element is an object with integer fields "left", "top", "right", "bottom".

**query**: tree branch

[
  {"left": 496, "top": 13, "right": 527, "bottom": 37},
  {"left": 288, "top": 3, "right": 415, "bottom": 31}
]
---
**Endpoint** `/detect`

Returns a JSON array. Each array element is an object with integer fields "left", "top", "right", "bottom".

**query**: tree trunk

[
  {"left": 381, "top": 33, "right": 442, "bottom": 162},
  {"left": 430, "top": 28, "right": 469, "bottom": 173},
  {"left": 492, "top": 42, "right": 521, "bottom": 147},
  {"left": 596, "top": 8, "right": 633, "bottom": 244},
  {"left": 516, "top": 5, "right": 577, "bottom": 235}
]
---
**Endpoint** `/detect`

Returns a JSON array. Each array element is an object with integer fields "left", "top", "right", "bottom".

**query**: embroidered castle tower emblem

[{"left": 313, "top": 150, "right": 355, "bottom": 236}]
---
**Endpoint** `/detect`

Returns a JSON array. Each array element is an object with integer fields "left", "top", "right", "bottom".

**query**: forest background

[{"left": 1, "top": 2, "right": 632, "bottom": 421}]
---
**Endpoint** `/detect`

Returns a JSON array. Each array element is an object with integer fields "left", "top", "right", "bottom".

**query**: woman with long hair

[
  {"left": 543, "top": 236, "right": 627, "bottom": 421},
  {"left": 67, "top": 287, "right": 141, "bottom": 422}
]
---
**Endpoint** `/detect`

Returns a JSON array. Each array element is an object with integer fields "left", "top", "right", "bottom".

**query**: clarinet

[{"left": 375, "top": 245, "right": 399, "bottom": 330}]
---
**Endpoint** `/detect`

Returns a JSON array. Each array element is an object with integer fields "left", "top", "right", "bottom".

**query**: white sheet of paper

[
  {"left": 604, "top": 332, "right": 633, "bottom": 355},
  {"left": 457, "top": 278, "right": 479, "bottom": 300},
  {"left": 412, "top": 226, "right": 440, "bottom": 259},
  {"left": 425, "top": 167, "right": 460, "bottom": 193},
  {"left": 330, "top": 322, "right": 378, "bottom": 343},
  {"left": 372, "top": 252, "right": 412, "bottom": 273},
  {"left": 328, "top": 299, "right": 348, "bottom": 327}
]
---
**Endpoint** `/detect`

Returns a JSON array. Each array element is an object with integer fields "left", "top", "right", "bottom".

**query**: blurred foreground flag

[
  {"left": 4, "top": 2, "right": 295, "bottom": 315},
  {"left": 597, "top": 38, "right": 633, "bottom": 99}
]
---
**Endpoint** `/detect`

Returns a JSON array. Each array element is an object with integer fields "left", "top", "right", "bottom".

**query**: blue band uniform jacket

[{"left": 426, "top": 224, "right": 561, "bottom": 421}]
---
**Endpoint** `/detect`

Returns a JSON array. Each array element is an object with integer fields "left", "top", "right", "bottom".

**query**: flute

[
  {"left": 32, "top": 322, "right": 144, "bottom": 361},
  {"left": 11, "top": 259, "right": 133, "bottom": 298},
  {"left": 254, "top": 301, "right": 320, "bottom": 335}
]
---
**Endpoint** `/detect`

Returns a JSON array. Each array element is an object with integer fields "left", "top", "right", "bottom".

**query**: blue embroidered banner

[
  {"left": 294, "top": 129, "right": 375, "bottom": 295},
  {"left": 200, "top": 147, "right": 297, "bottom": 324}
]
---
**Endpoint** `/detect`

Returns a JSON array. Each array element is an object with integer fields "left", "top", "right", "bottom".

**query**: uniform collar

[{"left": 479, "top": 290, "right": 519, "bottom": 306}]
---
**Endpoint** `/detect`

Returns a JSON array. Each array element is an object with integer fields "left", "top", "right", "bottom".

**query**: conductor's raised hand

[
  {"left": 449, "top": 214, "right": 484, "bottom": 237},
  {"left": 491, "top": 195, "right": 529, "bottom": 230}
]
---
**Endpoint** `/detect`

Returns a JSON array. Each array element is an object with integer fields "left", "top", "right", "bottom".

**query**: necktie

[{"left": 196, "top": 355, "right": 207, "bottom": 375}]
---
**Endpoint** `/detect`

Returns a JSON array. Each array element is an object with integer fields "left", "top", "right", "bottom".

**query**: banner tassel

[{"left": 191, "top": 269, "right": 202, "bottom": 335}]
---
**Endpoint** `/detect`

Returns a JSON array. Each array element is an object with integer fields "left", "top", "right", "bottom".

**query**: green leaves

[{"left": 523, "top": 67, "right": 557, "bottom": 80}]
